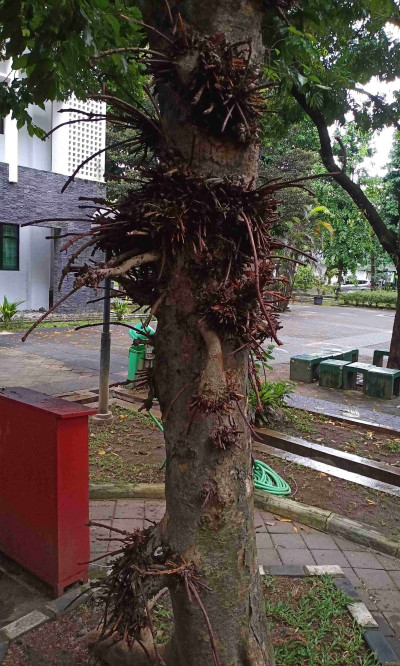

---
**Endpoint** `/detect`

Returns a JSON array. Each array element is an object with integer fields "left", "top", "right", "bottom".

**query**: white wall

[
  {"left": 0, "top": 59, "right": 9, "bottom": 163},
  {"left": 51, "top": 96, "right": 106, "bottom": 181},
  {"left": 19, "top": 102, "right": 52, "bottom": 171},
  {"left": 0, "top": 226, "right": 51, "bottom": 310}
]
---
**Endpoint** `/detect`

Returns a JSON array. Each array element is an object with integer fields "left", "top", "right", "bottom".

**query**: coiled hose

[
  {"left": 253, "top": 459, "right": 291, "bottom": 495},
  {"left": 148, "top": 409, "right": 291, "bottom": 496}
]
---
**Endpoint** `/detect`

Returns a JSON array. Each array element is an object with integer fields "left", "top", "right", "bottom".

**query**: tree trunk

[
  {"left": 371, "top": 252, "right": 376, "bottom": 290},
  {"left": 335, "top": 263, "right": 343, "bottom": 299},
  {"left": 138, "top": 1, "right": 274, "bottom": 664},
  {"left": 155, "top": 294, "right": 272, "bottom": 665},
  {"left": 388, "top": 271, "right": 400, "bottom": 369}
]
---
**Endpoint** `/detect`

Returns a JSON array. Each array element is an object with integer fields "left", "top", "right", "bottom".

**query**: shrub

[
  {"left": 293, "top": 265, "right": 316, "bottom": 292},
  {"left": 249, "top": 380, "right": 295, "bottom": 426},
  {"left": 112, "top": 299, "right": 132, "bottom": 321},
  {"left": 0, "top": 296, "right": 25, "bottom": 328},
  {"left": 339, "top": 290, "right": 397, "bottom": 309}
]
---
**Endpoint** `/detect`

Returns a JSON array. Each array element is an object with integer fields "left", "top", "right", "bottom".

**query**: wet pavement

[
  {"left": 269, "top": 304, "right": 400, "bottom": 425},
  {"left": 0, "top": 553, "right": 52, "bottom": 630},
  {"left": 0, "top": 325, "right": 131, "bottom": 395},
  {"left": 0, "top": 304, "right": 398, "bottom": 420}
]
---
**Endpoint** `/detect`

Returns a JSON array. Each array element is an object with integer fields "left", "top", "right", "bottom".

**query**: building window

[
  {"left": 0, "top": 224, "right": 19, "bottom": 271},
  {"left": 0, "top": 117, "right": 3, "bottom": 134}
]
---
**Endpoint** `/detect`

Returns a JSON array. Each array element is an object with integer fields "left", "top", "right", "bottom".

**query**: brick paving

[{"left": 90, "top": 498, "right": 400, "bottom": 656}]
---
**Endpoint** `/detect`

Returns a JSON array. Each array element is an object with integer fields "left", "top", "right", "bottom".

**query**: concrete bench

[
  {"left": 373, "top": 350, "right": 390, "bottom": 367},
  {"left": 290, "top": 348, "right": 358, "bottom": 384},
  {"left": 342, "top": 362, "right": 374, "bottom": 391},
  {"left": 365, "top": 367, "right": 400, "bottom": 400},
  {"left": 319, "top": 359, "right": 350, "bottom": 389}
]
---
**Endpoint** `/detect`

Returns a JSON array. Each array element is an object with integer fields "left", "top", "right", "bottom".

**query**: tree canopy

[{"left": 0, "top": 0, "right": 144, "bottom": 134}]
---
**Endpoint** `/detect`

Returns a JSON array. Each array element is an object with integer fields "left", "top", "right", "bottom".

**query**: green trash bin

[{"left": 127, "top": 323, "right": 155, "bottom": 382}]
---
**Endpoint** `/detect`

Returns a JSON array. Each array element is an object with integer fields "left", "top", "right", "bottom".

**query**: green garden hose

[
  {"left": 252, "top": 459, "right": 291, "bottom": 496},
  {"left": 147, "top": 409, "right": 291, "bottom": 495}
]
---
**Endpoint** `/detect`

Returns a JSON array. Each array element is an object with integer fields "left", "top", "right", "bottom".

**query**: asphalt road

[
  {"left": 272, "top": 304, "right": 394, "bottom": 366},
  {"left": 0, "top": 305, "right": 397, "bottom": 419}
]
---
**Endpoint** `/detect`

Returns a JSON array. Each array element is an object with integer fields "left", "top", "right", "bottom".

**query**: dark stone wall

[{"left": 0, "top": 162, "right": 105, "bottom": 312}]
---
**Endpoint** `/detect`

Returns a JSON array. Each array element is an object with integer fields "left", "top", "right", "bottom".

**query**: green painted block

[
  {"left": 290, "top": 350, "right": 344, "bottom": 383},
  {"left": 342, "top": 362, "right": 375, "bottom": 391},
  {"left": 341, "top": 348, "right": 359, "bottom": 363},
  {"left": 365, "top": 367, "right": 400, "bottom": 400},
  {"left": 373, "top": 349, "right": 389, "bottom": 367},
  {"left": 319, "top": 359, "right": 350, "bottom": 389}
]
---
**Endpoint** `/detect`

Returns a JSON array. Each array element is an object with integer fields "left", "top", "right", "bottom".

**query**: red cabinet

[{"left": 0, "top": 387, "right": 96, "bottom": 596}]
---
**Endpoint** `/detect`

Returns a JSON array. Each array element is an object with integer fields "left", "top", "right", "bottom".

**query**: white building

[{"left": 0, "top": 59, "right": 106, "bottom": 312}]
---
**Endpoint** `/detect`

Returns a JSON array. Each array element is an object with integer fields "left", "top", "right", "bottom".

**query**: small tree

[{"left": 293, "top": 264, "right": 316, "bottom": 292}]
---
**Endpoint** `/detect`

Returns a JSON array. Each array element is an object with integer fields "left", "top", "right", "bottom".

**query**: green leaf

[
  {"left": 105, "top": 14, "right": 120, "bottom": 35},
  {"left": 297, "top": 73, "right": 308, "bottom": 88}
]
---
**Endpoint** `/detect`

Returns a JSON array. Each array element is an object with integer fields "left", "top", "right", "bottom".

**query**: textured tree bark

[
  {"left": 370, "top": 252, "right": 376, "bottom": 291},
  {"left": 154, "top": 297, "right": 272, "bottom": 665},
  {"left": 388, "top": 272, "right": 400, "bottom": 369},
  {"left": 135, "top": 1, "right": 275, "bottom": 664}
]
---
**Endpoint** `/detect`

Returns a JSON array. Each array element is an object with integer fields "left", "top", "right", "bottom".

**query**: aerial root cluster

[{"left": 86, "top": 519, "right": 221, "bottom": 665}]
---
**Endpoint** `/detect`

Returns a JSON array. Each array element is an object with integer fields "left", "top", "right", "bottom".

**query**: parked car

[{"left": 340, "top": 280, "right": 371, "bottom": 293}]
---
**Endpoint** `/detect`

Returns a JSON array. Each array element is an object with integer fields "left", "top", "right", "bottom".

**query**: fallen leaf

[
  {"left": 293, "top": 526, "right": 299, "bottom": 533},
  {"left": 366, "top": 499, "right": 376, "bottom": 505},
  {"left": 97, "top": 450, "right": 106, "bottom": 455},
  {"left": 277, "top": 518, "right": 292, "bottom": 523},
  {"left": 265, "top": 521, "right": 276, "bottom": 527},
  {"left": 319, "top": 472, "right": 327, "bottom": 477},
  {"left": 111, "top": 452, "right": 120, "bottom": 457}
]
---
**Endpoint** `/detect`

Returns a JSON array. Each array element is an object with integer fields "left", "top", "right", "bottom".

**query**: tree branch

[
  {"left": 291, "top": 86, "right": 399, "bottom": 262},
  {"left": 354, "top": 87, "right": 400, "bottom": 132},
  {"left": 82, "top": 251, "right": 161, "bottom": 284}
]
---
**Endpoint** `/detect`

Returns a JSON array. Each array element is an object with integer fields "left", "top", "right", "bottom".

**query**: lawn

[
  {"left": 89, "top": 404, "right": 165, "bottom": 484},
  {"left": 0, "top": 317, "right": 143, "bottom": 332},
  {"left": 262, "top": 574, "right": 378, "bottom": 665}
]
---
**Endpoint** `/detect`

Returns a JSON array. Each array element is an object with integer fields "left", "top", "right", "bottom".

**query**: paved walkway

[{"left": 90, "top": 499, "right": 400, "bottom": 656}]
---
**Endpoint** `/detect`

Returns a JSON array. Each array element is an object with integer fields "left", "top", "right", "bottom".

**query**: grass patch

[
  {"left": 282, "top": 407, "right": 318, "bottom": 435},
  {"left": 0, "top": 317, "right": 143, "bottom": 332},
  {"left": 149, "top": 576, "right": 378, "bottom": 662},
  {"left": 263, "top": 574, "right": 378, "bottom": 665},
  {"left": 89, "top": 404, "right": 163, "bottom": 484},
  {"left": 385, "top": 439, "right": 400, "bottom": 454},
  {"left": 153, "top": 599, "right": 174, "bottom": 644}
]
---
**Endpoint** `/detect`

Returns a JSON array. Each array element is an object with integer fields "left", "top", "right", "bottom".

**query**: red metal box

[{"left": 0, "top": 387, "right": 96, "bottom": 596}]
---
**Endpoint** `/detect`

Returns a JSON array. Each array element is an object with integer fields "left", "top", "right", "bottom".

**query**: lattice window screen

[{"left": 67, "top": 95, "right": 106, "bottom": 181}]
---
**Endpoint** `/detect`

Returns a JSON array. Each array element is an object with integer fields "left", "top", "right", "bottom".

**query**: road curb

[
  {"left": 254, "top": 491, "right": 400, "bottom": 558},
  {"left": 89, "top": 483, "right": 400, "bottom": 559},
  {"left": 89, "top": 482, "right": 165, "bottom": 500},
  {"left": 0, "top": 583, "right": 92, "bottom": 664}
]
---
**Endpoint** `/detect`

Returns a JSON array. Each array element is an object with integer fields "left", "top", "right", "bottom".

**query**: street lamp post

[{"left": 92, "top": 250, "right": 113, "bottom": 423}]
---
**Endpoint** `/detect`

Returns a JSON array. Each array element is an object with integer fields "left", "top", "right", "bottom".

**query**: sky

[
  {"left": 357, "top": 24, "right": 400, "bottom": 177},
  {"left": 360, "top": 77, "right": 398, "bottom": 176}
]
